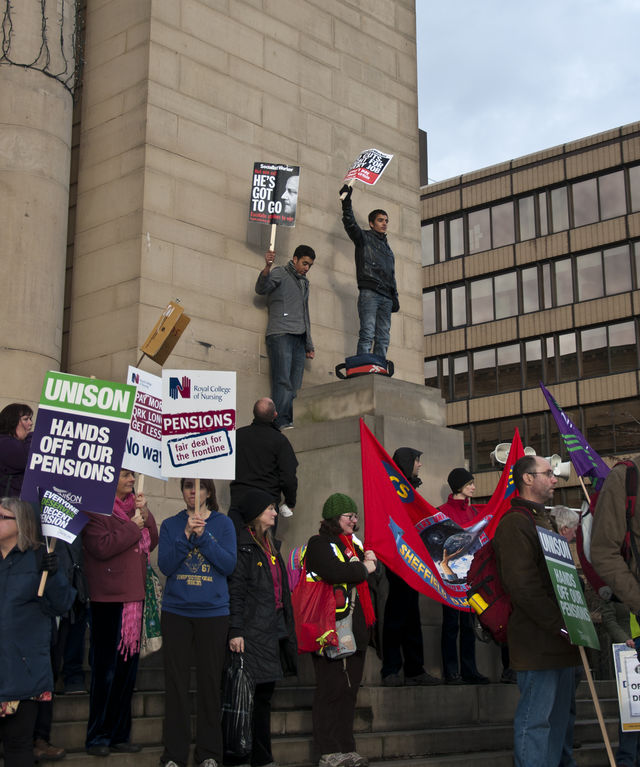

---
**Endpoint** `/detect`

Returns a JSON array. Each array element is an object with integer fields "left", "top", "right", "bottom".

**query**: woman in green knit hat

[{"left": 304, "top": 493, "right": 378, "bottom": 767}]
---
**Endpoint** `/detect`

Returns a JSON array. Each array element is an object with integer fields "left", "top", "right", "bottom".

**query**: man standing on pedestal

[
  {"left": 255, "top": 246, "right": 315, "bottom": 430},
  {"left": 339, "top": 185, "right": 399, "bottom": 360},
  {"left": 493, "top": 455, "right": 580, "bottom": 767}
]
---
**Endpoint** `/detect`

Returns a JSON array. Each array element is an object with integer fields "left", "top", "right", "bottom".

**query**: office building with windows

[{"left": 420, "top": 122, "right": 640, "bottom": 503}]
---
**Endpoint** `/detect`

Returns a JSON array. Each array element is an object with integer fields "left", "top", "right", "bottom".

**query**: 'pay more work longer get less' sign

[
  {"left": 21, "top": 372, "right": 136, "bottom": 515},
  {"left": 161, "top": 370, "right": 236, "bottom": 479}
]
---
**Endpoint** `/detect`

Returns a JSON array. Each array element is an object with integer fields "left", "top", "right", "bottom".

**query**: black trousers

[
  {"left": 86, "top": 602, "right": 139, "bottom": 748},
  {"left": 381, "top": 570, "right": 424, "bottom": 678},
  {"left": 440, "top": 604, "right": 478, "bottom": 679},
  {"left": 0, "top": 700, "right": 38, "bottom": 767},
  {"left": 311, "top": 651, "right": 365, "bottom": 756},
  {"left": 161, "top": 611, "right": 229, "bottom": 767},
  {"left": 251, "top": 681, "right": 276, "bottom": 767}
]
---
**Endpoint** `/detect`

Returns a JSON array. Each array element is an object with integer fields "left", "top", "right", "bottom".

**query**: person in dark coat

[
  {"left": 82, "top": 469, "right": 158, "bottom": 757},
  {"left": 0, "top": 403, "right": 34, "bottom": 496},
  {"left": 304, "top": 493, "right": 377, "bottom": 767},
  {"left": 229, "top": 398, "right": 298, "bottom": 520},
  {"left": 228, "top": 489, "right": 297, "bottom": 767},
  {"left": 0, "top": 497, "right": 75, "bottom": 767},
  {"left": 381, "top": 448, "right": 441, "bottom": 686}
]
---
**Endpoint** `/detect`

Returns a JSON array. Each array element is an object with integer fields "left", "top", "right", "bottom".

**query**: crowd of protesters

[{"left": 2, "top": 398, "right": 638, "bottom": 767}]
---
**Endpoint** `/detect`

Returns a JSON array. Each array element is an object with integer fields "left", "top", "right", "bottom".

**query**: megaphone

[
  {"left": 490, "top": 443, "right": 511, "bottom": 465},
  {"left": 546, "top": 454, "right": 572, "bottom": 480},
  {"left": 523, "top": 446, "right": 537, "bottom": 457}
]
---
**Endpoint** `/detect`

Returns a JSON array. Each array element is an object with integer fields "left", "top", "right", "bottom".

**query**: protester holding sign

[
  {"left": 255, "top": 246, "right": 315, "bottom": 430},
  {"left": 158, "top": 478, "right": 236, "bottom": 767},
  {"left": 0, "top": 403, "right": 34, "bottom": 496},
  {"left": 339, "top": 184, "right": 398, "bottom": 361},
  {"left": 82, "top": 469, "right": 158, "bottom": 757},
  {"left": 0, "top": 498, "right": 74, "bottom": 767},
  {"left": 493, "top": 456, "right": 579, "bottom": 767}
]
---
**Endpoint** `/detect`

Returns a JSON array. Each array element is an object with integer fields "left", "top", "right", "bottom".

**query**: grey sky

[{"left": 416, "top": 1, "right": 640, "bottom": 183}]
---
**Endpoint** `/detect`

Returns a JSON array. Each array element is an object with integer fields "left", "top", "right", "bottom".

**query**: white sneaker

[
  {"left": 344, "top": 753, "right": 369, "bottom": 767},
  {"left": 279, "top": 504, "right": 293, "bottom": 518},
  {"left": 319, "top": 754, "right": 352, "bottom": 767}
]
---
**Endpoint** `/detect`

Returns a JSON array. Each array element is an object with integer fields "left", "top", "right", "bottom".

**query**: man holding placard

[
  {"left": 339, "top": 184, "right": 399, "bottom": 361},
  {"left": 493, "top": 455, "right": 580, "bottom": 767},
  {"left": 255, "top": 246, "right": 315, "bottom": 430}
]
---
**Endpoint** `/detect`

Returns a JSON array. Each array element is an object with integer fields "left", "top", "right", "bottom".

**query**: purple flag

[{"left": 539, "top": 382, "right": 610, "bottom": 484}]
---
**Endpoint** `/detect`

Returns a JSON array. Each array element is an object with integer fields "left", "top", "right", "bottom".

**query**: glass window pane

[
  {"left": 491, "top": 202, "right": 515, "bottom": 248},
  {"left": 423, "top": 291, "right": 436, "bottom": 334},
  {"left": 558, "top": 332, "right": 577, "bottom": 381},
  {"left": 441, "top": 358, "right": 450, "bottom": 400},
  {"left": 551, "top": 187, "right": 569, "bottom": 232},
  {"left": 473, "top": 349, "right": 497, "bottom": 396},
  {"left": 555, "top": 258, "right": 573, "bottom": 305},
  {"left": 631, "top": 166, "right": 640, "bottom": 213},
  {"left": 474, "top": 421, "right": 500, "bottom": 471},
  {"left": 539, "top": 191, "right": 548, "bottom": 235},
  {"left": 542, "top": 263, "right": 552, "bottom": 309},
  {"left": 421, "top": 224, "right": 434, "bottom": 266},
  {"left": 424, "top": 359, "right": 438, "bottom": 387},
  {"left": 609, "top": 321, "right": 637, "bottom": 373},
  {"left": 453, "top": 355, "right": 469, "bottom": 399},
  {"left": 450, "top": 217, "right": 464, "bottom": 258},
  {"left": 494, "top": 272, "right": 518, "bottom": 319},
  {"left": 519, "top": 196, "right": 536, "bottom": 241},
  {"left": 576, "top": 252, "right": 603, "bottom": 301},
  {"left": 438, "top": 221, "right": 445, "bottom": 261},
  {"left": 521, "top": 266, "right": 539, "bottom": 313},
  {"left": 497, "top": 344, "right": 521, "bottom": 392},
  {"left": 440, "top": 288, "right": 448, "bottom": 330},
  {"left": 524, "top": 340, "right": 542, "bottom": 387},
  {"left": 470, "top": 278, "right": 494, "bottom": 324},
  {"left": 572, "top": 178, "right": 598, "bottom": 227},
  {"left": 599, "top": 170, "right": 626, "bottom": 220},
  {"left": 613, "top": 400, "right": 640, "bottom": 453},
  {"left": 450, "top": 285, "right": 466, "bottom": 327},
  {"left": 525, "top": 413, "right": 546, "bottom": 457},
  {"left": 584, "top": 403, "right": 615, "bottom": 456},
  {"left": 580, "top": 327, "right": 608, "bottom": 377},
  {"left": 603, "top": 244, "right": 631, "bottom": 296},
  {"left": 545, "top": 337, "right": 557, "bottom": 384},
  {"left": 468, "top": 208, "right": 491, "bottom": 254}
]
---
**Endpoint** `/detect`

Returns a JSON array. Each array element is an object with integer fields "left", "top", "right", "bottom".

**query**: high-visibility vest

[{"left": 306, "top": 535, "right": 364, "bottom": 617}]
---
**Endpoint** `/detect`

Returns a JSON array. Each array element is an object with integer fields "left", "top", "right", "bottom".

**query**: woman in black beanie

[{"left": 227, "top": 489, "right": 297, "bottom": 767}]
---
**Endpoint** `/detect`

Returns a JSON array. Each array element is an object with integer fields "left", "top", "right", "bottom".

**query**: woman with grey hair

[
  {"left": 0, "top": 497, "right": 74, "bottom": 767},
  {"left": 550, "top": 506, "right": 580, "bottom": 542}
]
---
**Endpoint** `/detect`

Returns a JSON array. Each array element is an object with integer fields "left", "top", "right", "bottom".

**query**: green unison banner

[{"left": 537, "top": 526, "right": 600, "bottom": 650}]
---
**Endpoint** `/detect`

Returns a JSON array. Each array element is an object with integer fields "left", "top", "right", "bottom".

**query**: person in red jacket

[
  {"left": 438, "top": 468, "right": 489, "bottom": 685},
  {"left": 82, "top": 469, "right": 158, "bottom": 756}
]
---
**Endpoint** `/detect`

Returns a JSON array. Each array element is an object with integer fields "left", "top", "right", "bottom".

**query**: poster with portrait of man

[{"left": 248, "top": 162, "right": 300, "bottom": 228}]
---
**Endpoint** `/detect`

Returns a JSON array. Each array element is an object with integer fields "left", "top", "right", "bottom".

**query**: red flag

[
  {"left": 361, "top": 420, "right": 524, "bottom": 609},
  {"left": 361, "top": 420, "right": 469, "bottom": 609}
]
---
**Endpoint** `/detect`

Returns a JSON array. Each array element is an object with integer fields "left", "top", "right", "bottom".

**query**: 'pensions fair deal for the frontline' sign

[
  {"left": 161, "top": 370, "right": 236, "bottom": 479},
  {"left": 21, "top": 372, "right": 136, "bottom": 515}
]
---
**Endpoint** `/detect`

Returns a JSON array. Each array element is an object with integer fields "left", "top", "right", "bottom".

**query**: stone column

[{"left": 0, "top": 0, "right": 77, "bottom": 406}]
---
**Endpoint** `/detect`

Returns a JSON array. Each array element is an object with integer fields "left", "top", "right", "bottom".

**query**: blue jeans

[
  {"left": 266, "top": 333, "right": 306, "bottom": 428},
  {"left": 357, "top": 288, "right": 392, "bottom": 359},
  {"left": 514, "top": 667, "right": 575, "bottom": 767},
  {"left": 617, "top": 721, "right": 640, "bottom": 766}
]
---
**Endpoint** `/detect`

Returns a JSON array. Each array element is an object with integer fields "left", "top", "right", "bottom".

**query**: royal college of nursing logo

[
  {"left": 169, "top": 376, "right": 191, "bottom": 400},
  {"left": 382, "top": 460, "right": 414, "bottom": 503}
]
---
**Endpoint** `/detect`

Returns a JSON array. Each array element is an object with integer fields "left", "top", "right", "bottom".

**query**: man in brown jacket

[
  {"left": 590, "top": 460, "right": 640, "bottom": 614},
  {"left": 493, "top": 455, "right": 580, "bottom": 767}
]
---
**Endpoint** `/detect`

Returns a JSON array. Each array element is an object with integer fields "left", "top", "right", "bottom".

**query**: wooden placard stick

[
  {"left": 269, "top": 223, "right": 277, "bottom": 252},
  {"left": 340, "top": 179, "right": 355, "bottom": 200},
  {"left": 579, "top": 645, "right": 616, "bottom": 766},
  {"left": 37, "top": 537, "right": 57, "bottom": 597}
]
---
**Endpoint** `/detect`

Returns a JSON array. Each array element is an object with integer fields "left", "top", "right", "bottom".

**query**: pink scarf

[{"left": 113, "top": 493, "right": 150, "bottom": 659}]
